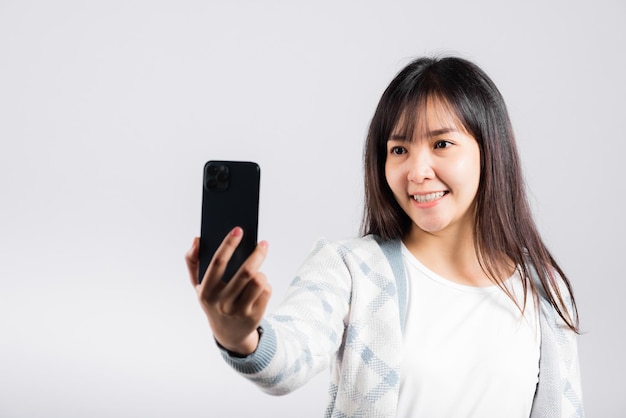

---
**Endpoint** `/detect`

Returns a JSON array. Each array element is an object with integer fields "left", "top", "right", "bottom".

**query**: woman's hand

[{"left": 185, "top": 227, "right": 272, "bottom": 356}]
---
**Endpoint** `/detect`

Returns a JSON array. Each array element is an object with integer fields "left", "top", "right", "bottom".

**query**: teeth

[{"left": 413, "top": 191, "right": 445, "bottom": 203}]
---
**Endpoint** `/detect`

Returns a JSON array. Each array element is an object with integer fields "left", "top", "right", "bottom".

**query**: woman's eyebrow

[
  {"left": 389, "top": 133, "right": 409, "bottom": 142},
  {"left": 389, "top": 127, "right": 457, "bottom": 142},
  {"left": 428, "top": 127, "right": 457, "bottom": 137}
]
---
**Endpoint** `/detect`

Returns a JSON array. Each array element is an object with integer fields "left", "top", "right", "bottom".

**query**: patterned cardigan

[{"left": 219, "top": 236, "right": 584, "bottom": 417}]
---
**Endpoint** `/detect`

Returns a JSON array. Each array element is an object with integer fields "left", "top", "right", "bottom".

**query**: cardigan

[{"left": 218, "top": 235, "right": 584, "bottom": 417}]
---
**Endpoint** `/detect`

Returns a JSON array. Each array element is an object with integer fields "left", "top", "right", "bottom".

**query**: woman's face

[{"left": 384, "top": 99, "right": 481, "bottom": 239}]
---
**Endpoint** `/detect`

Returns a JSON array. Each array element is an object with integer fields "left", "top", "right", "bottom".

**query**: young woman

[{"left": 185, "top": 56, "right": 584, "bottom": 417}]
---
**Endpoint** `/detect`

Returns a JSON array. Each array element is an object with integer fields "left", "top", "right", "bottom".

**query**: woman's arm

[{"left": 188, "top": 237, "right": 352, "bottom": 396}]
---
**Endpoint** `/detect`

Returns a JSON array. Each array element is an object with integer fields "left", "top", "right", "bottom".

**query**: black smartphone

[{"left": 198, "top": 160, "right": 260, "bottom": 284}]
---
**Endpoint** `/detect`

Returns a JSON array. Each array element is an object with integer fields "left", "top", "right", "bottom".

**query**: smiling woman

[
  {"left": 186, "top": 56, "right": 584, "bottom": 417},
  {"left": 384, "top": 99, "right": 482, "bottom": 250}
]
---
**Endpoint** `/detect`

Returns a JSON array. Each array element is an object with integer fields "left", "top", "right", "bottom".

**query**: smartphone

[{"left": 198, "top": 160, "right": 260, "bottom": 284}]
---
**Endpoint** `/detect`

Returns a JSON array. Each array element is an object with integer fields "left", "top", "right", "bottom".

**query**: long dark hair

[{"left": 362, "top": 56, "right": 579, "bottom": 332}]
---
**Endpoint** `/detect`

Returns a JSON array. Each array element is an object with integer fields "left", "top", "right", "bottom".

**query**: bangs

[{"left": 388, "top": 94, "right": 471, "bottom": 142}]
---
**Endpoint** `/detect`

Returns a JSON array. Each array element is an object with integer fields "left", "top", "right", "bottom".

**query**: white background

[{"left": 1, "top": 1, "right": 624, "bottom": 417}]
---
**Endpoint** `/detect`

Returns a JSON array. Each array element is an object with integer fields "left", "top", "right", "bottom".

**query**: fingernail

[
  {"left": 232, "top": 227, "right": 243, "bottom": 237},
  {"left": 260, "top": 241, "right": 268, "bottom": 249}
]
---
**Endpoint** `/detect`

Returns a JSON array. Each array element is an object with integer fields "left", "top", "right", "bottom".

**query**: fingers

[
  {"left": 223, "top": 269, "right": 272, "bottom": 318},
  {"left": 219, "top": 241, "right": 269, "bottom": 302},
  {"left": 199, "top": 227, "right": 245, "bottom": 294},
  {"left": 238, "top": 274, "right": 272, "bottom": 318},
  {"left": 203, "top": 239, "right": 270, "bottom": 321},
  {"left": 185, "top": 237, "right": 200, "bottom": 287}
]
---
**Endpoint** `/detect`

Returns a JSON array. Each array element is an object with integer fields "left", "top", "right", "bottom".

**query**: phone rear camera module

[{"left": 205, "top": 163, "right": 229, "bottom": 192}]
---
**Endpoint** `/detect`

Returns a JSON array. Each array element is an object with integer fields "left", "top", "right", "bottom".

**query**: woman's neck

[{"left": 402, "top": 223, "right": 496, "bottom": 287}]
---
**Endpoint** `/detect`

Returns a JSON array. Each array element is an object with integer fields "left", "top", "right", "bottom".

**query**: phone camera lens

[
  {"left": 217, "top": 166, "right": 229, "bottom": 182},
  {"left": 205, "top": 163, "right": 229, "bottom": 191}
]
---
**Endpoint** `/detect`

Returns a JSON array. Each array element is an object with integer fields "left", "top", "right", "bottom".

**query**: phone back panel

[{"left": 198, "top": 161, "right": 260, "bottom": 283}]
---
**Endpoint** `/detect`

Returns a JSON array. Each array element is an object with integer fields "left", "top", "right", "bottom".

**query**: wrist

[{"left": 217, "top": 327, "right": 262, "bottom": 358}]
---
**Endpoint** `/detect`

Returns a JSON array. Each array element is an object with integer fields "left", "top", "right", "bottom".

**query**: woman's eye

[
  {"left": 389, "top": 146, "right": 406, "bottom": 155},
  {"left": 434, "top": 140, "right": 452, "bottom": 149}
]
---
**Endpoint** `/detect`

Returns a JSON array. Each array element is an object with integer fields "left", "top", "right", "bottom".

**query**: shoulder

[
  {"left": 311, "top": 234, "right": 381, "bottom": 251},
  {"left": 307, "top": 234, "right": 402, "bottom": 268},
  {"left": 301, "top": 235, "right": 405, "bottom": 299},
  {"left": 528, "top": 266, "right": 577, "bottom": 322}
]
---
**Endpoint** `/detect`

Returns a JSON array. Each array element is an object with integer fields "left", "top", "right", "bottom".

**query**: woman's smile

[{"left": 412, "top": 191, "right": 448, "bottom": 205}]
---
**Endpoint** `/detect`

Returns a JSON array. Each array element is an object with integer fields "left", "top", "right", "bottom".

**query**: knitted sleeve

[{"left": 530, "top": 271, "right": 585, "bottom": 418}]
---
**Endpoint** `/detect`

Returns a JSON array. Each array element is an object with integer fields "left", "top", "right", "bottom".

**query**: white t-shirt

[{"left": 397, "top": 244, "right": 540, "bottom": 417}]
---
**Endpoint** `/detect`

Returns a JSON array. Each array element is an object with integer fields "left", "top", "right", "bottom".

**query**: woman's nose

[{"left": 407, "top": 148, "right": 435, "bottom": 183}]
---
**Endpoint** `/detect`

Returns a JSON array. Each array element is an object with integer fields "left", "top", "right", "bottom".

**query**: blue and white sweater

[{"left": 219, "top": 236, "right": 584, "bottom": 417}]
